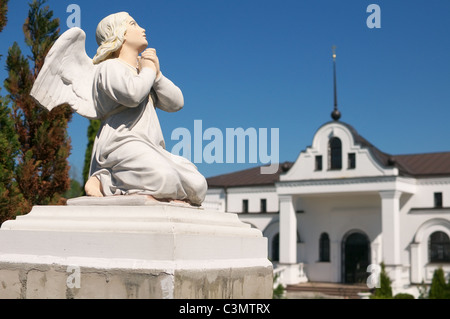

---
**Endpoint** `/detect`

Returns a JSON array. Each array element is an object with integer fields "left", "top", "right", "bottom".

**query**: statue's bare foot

[{"left": 85, "top": 176, "right": 103, "bottom": 197}]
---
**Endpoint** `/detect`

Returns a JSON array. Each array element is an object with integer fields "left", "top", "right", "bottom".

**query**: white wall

[
  {"left": 295, "top": 193, "right": 382, "bottom": 282},
  {"left": 203, "top": 188, "right": 226, "bottom": 212},
  {"left": 400, "top": 178, "right": 450, "bottom": 284},
  {"left": 226, "top": 186, "right": 278, "bottom": 214}
]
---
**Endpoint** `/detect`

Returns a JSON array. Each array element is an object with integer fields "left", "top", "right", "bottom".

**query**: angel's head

[{"left": 93, "top": 12, "right": 148, "bottom": 65}]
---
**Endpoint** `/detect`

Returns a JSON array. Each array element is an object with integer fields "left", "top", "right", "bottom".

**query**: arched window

[
  {"left": 329, "top": 137, "right": 342, "bottom": 170},
  {"left": 319, "top": 233, "right": 330, "bottom": 262},
  {"left": 429, "top": 231, "right": 450, "bottom": 263}
]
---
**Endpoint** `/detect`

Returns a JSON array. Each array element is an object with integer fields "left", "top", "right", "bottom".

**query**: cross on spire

[{"left": 331, "top": 45, "right": 341, "bottom": 121}]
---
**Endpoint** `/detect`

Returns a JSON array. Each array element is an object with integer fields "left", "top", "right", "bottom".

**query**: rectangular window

[
  {"left": 242, "top": 199, "right": 249, "bottom": 213},
  {"left": 348, "top": 153, "right": 356, "bottom": 169},
  {"left": 434, "top": 192, "right": 443, "bottom": 208},
  {"left": 261, "top": 199, "right": 267, "bottom": 213},
  {"left": 315, "top": 156, "right": 323, "bottom": 171}
]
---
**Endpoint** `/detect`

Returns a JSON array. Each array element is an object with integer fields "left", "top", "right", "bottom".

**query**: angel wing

[{"left": 30, "top": 27, "right": 99, "bottom": 119}]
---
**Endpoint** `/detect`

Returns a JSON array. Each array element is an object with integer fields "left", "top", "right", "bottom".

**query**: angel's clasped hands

[{"left": 139, "top": 48, "right": 161, "bottom": 79}]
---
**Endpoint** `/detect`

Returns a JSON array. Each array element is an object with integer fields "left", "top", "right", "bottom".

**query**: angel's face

[{"left": 123, "top": 17, "right": 148, "bottom": 52}]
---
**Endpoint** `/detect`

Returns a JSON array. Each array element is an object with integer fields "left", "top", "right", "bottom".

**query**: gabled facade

[
  {"left": 204, "top": 120, "right": 450, "bottom": 296},
  {"left": 282, "top": 121, "right": 398, "bottom": 181}
]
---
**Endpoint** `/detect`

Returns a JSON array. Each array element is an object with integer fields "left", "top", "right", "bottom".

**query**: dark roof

[
  {"left": 339, "top": 122, "right": 450, "bottom": 177},
  {"left": 392, "top": 152, "right": 450, "bottom": 177},
  {"left": 207, "top": 162, "right": 293, "bottom": 188}
]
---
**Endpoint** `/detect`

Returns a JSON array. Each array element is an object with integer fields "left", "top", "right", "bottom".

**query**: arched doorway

[
  {"left": 272, "top": 233, "right": 279, "bottom": 262},
  {"left": 342, "top": 231, "right": 370, "bottom": 284}
]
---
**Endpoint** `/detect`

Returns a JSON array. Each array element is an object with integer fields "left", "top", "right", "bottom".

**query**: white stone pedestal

[{"left": 0, "top": 196, "right": 273, "bottom": 299}]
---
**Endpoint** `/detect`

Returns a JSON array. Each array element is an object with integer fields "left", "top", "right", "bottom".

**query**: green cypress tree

[
  {"left": 0, "top": 0, "right": 24, "bottom": 223},
  {"left": 429, "top": 267, "right": 448, "bottom": 299},
  {"left": 63, "top": 179, "right": 83, "bottom": 199},
  {"left": 0, "top": 0, "right": 8, "bottom": 32},
  {"left": 447, "top": 271, "right": 450, "bottom": 298},
  {"left": 4, "top": 0, "right": 72, "bottom": 212},
  {"left": 82, "top": 119, "right": 101, "bottom": 193},
  {"left": 371, "top": 262, "right": 393, "bottom": 299},
  {"left": 0, "top": 93, "right": 23, "bottom": 223}
]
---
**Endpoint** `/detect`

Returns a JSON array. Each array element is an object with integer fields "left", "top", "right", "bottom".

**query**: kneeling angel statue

[{"left": 31, "top": 12, "right": 207, "bottom": 206}]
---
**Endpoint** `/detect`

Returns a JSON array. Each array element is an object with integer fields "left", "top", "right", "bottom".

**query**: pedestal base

[
  {"left": 0, "top": 196, "right": 273, "bottom": 299},
  {"left": 275, "top": 263, "right": 309, "bottom": 286}
]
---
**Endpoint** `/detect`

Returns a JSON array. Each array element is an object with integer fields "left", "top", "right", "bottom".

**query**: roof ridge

[
  {"left": 393, "top": 151, "right": 450, "bottom": 157},
  {"left": 206, "top": 161, "right": 293, "bottom": 179},
  {"left": 206, "top": 122, "right": 450, "bottom": 188}
]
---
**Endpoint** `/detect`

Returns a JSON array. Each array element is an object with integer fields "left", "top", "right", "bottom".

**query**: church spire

[{"left": 331, "top": 45, "right": 341, "bottom": 121}]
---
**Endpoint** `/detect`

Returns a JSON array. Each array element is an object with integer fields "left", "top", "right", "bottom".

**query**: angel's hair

[{"left": 93, "top": 12, "right": 130, "bottom": 65}]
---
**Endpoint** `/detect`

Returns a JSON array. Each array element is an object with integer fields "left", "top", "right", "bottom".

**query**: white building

[{"left": 204, "top": 118, "right": 450, "bottom": 295}]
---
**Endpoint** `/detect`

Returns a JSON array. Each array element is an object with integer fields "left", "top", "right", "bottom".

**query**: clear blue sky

[{"left": 1, "top": 0, "right": 449, "bottom": 181}]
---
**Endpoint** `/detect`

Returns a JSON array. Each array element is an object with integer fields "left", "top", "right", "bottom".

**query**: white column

[
  {"left": 279, "top": 195, "right": 297, "bottom": 264},
  {"left": 410, "top": 243, "right": 421, "bottom": 284},
  {"left": 331, "top": 241, "right": 340, "bottom": 282},
  {"left": 278, "top": 195, "right": 306, "bottom": 285},
  {"left": 379, "top": 190, "right": 402, "bottom": 288}
]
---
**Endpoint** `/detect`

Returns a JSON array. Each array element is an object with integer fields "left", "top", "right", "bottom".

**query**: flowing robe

[{"left": 89, "top": 58, "right": 207, "bottom": 205}]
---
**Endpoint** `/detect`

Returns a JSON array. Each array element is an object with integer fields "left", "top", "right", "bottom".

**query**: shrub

[
  {"left": 370, "top": 262, "right": 393, "bottom": 299},
  {"left": 417, "top": 280, "right": 429, "bottom": 299},
  {"left": 272, "top": 273, "right": 286, "bottom": 299},
  {"left": 429, "top": 267, "right": 450, "bottom": 299},
  {"left": 273, "top": 284, "right": 285, "bottom": 299},
  {"left": 394, "top": 293, "right": 415, "bottom": 299}
]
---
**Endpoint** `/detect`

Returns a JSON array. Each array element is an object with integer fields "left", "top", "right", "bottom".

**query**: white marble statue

[{"left": 30, "top": 12, "right": 207, "bottom": 206}]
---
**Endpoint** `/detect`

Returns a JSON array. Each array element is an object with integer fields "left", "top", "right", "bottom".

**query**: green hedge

[{"left": 394, "top": 293, "right": 415, "bottom": 299}]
